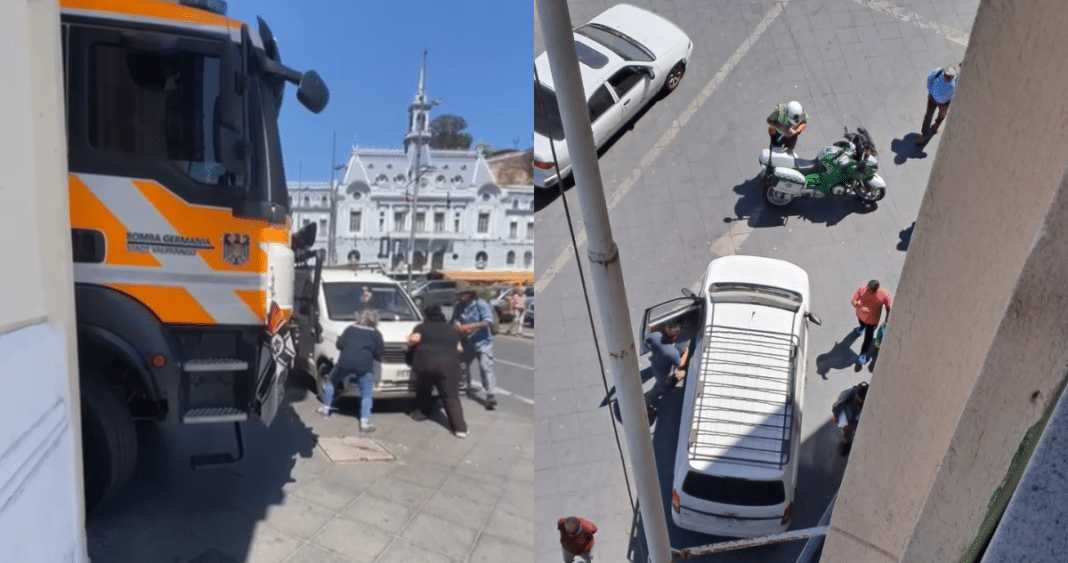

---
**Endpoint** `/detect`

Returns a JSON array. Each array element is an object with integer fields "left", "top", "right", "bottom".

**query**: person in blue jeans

[
  {"left": 451, "top": 281, "right": 498, "bottom": 410},
  {"left": 318, "top": 309, "right": 384, "bottom": 434}
]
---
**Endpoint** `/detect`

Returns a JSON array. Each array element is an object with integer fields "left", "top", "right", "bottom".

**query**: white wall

[{"left": 0, "top": 1, "right": 86, "bottom": 561}]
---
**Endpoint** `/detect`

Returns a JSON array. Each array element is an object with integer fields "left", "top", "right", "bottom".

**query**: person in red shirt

[
  {"left": 852, "top": 280, "right": 892, "bottom": 364},
  {"left": 557, "top": 516, "right": 597, "bottom": 562}
]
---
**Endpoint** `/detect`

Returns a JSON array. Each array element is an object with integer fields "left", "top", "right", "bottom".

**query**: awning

[{"left": 439, "top": 270, "right": 533, "bottom": 286}]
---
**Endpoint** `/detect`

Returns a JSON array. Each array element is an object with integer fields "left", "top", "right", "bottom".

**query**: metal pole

[
  {"left": 406, "top": 157, "right": 421, "bottom": 294},
  {"left": 328, "top": 130, "right": 338, "bottom": 266},
  {"left": 536, "top": 1, "right": 671, "bottom": 561}
]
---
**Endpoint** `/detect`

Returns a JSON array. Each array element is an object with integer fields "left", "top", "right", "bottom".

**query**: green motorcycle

[{"left": 759, "top": 127, "right": 887, "bottom": 207}]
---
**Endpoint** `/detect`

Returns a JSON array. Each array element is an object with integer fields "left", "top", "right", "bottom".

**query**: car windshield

[
  {"left": 534, "top": 82, "right": 565, "bottom": 141},
  {"left": 575, "top": 23, "right": 654, "bottom": 62},
  {"left": 323, "top": 282, "right": 419, "bottom": 322},
  {"left": 709, "top": 282, "right": 802, "bottom": 303}
]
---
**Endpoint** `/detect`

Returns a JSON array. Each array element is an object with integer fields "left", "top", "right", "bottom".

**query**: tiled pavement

[
  {"left": 87, "top": 380, "right": 532, "bottom": 563},
  {"left": 535, "top": 0, "right": 975, "bottom": 561}
]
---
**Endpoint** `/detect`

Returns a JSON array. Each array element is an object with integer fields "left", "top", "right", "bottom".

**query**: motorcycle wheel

[
  {"left": 764, "top": 179, "right": 794, "bottom": 207},
  {"left": 854, "top": 181, "right": 886, "bottom": 203}
]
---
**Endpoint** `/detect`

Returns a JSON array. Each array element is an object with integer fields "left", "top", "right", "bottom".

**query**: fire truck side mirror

[
  {"left": 292, "top": 221, "right": 317, "bottom": 251},
  {"left": 296, "top": 70, "right": 329, "bottom": 114}
]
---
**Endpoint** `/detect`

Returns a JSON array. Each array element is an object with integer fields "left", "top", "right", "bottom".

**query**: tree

[{"left": 429, "top": 114, "right": 473, "bottom": 150}]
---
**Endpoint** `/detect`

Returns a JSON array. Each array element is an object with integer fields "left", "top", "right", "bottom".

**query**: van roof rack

[{"left": 688, "top": 321, "right": 798, "bottom": 469}]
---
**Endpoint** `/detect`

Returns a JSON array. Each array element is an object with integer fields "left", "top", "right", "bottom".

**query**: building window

[
  {"left": 302, "top": 218, "right": 310, "bottom": 227},
  {"left": 507, "top": 251, "right": 516, "bottom": 265},
  {"left": 349, "top": 211, "right": 361, "bottom": 233},
  {"left": 475, "top": 251, "right": 488, "bottom": 269},
  {"left": 394, "top": 211, "right": 406, "bottom": 231},
  {"left": 510, "top": 221, "right": 518, "bottom": 239},
  {"left": 302, "top": 197, "right": 310, "bottom": 206},
  {"left": 415, "top": 212, "right": 426, "bottom": 232},
  {"left": 526, "top": 222, "right": 534, "bottom": 239},
  {"left": 347, "top": 250, "right": 360, "bottom": 264},
  {"left": 455, "top": 212, "right": 461, "bottom": 233},
  {"left": 319, "top": 219, "right": 327, "bottom": 236},
  {"left": 434, "top": 212, "right": 445, "bottom": 233},
  {"left": 513, "top": 200, "right": 519, "bottom": 209},
  {"left": 481, "top": 193, "right": 491, "bottom": 202},
  {"left": 379, "top": 212, "right": 385, "bottom": 232},
  {"left": 321, "top": 196, "right": 328, "bottom": 207},
  {"left": 524, "top": 251, "right": 533, "bottom": 268},
  {"left": 477, "top": 212, "right": 490, "bottom": 234}
]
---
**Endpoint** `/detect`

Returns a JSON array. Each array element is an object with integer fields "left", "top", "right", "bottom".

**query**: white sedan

[{"left": 534, "top": 4, "right": 693, "bottom": 189}]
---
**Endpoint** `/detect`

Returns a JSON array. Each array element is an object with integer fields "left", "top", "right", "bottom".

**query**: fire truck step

[
  {"left": 182, "top": 407, "right": 248, "bottom": 424},
  {"left": 183, "top": 358, "right": 249, "bottom": 372},
  {"left": 190, "top": 422, "right": 245, "bottom": 469}
]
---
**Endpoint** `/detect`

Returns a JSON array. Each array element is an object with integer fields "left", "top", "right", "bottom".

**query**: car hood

[
  {"left": 321, "top": 318, "right": 419, "bottom": 346},
  {"left": 586, "top": 4, "right": 690, "bottom": 60}
]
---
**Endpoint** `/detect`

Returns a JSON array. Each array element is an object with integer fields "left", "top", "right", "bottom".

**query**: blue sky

[{"left": 226, "top": 0, "right": 532, "bottom": 184}]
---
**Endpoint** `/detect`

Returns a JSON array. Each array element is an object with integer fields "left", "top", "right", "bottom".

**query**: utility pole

[
  {"left": 328, "top": 130, "right": 338, "bottom": 266},
  {"left": 537, "top": 1, "right": 672, "bottom": 562},
  {"left": 404, "top": 50, "right": 438, "bottom": 294}
]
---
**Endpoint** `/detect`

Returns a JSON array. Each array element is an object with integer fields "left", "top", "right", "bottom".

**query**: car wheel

[{"left": 664, "top": 63, "right": 685, "bottom": 93}]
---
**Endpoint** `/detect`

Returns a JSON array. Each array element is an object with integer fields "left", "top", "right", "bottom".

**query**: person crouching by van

[
  {"left": 317, "top": 309, "right": 384, "bottom": 434},
  {"left": 557, "top": 516, "right": 597, "bottom": 562},
  {"left": 644, "top": 322, "right": 690, "bottom": 419},
  {"left": 831, "top": 382, "right": 869, "bottom": 456},
  {"left": 406, "top": 305, "right": 468, "bottom": 439}
]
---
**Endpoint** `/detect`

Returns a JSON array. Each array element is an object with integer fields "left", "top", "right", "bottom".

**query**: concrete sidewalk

[{"left": 87, "top": 382, "right": 532, "bottom": 563}]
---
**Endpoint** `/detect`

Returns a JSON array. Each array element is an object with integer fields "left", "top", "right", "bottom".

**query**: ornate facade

[{"left": 289, "top": 59, "right": 533, "bottom": 275}]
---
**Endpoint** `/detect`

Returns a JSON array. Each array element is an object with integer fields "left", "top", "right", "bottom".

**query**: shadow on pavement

[
  {"left": 632, "top": 388, "right": 847, "bottom": 562},
  {"left": 898, "top": 221, "right": 915, "bottom": 251},
  {"left": 890, "top": 134, "right": 929, "bottom": 164},
  {"left": 86, "top": 382, "right": 318, "bottom": 563},
  {"left": 816, "top": 332, "right": 862, "bottom": 380},
  {"left": 729, "top": 176, "right": 880, "bottom": 229}
]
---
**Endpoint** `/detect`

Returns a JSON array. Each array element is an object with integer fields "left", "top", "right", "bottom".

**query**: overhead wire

[{"left": 534, "top": 61, "right": 648, "bottom": 563}]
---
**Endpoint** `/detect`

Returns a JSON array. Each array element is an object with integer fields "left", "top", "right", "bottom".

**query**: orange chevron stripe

[
  {"left": 69, "top": 175, "right": 161, "bottom": 268},
  {"left": 107, "top": 283, "right": 215, "bottom": 325},
  {"left": 235, "top": 289, "right": 266, "bottom": 323},
  {"left": 60, "top": 0, "right": 237, "bottom": 29}
]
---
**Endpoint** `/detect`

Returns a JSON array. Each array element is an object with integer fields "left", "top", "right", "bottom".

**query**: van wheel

[
  {"left": 314, "top": 360, "right": 333, "bottom": 401},
  {"left": 80, "top": 368, "right": 137, "bottom": 516}
]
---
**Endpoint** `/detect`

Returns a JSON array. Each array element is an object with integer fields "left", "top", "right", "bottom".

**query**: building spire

[{"left": 404, "top": 49, "right": 437, "bottom": 181}]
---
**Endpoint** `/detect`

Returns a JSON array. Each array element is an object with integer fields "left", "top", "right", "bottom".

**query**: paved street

[
  {"left": 534, "top": 0, "right": 973, "bottom": 561},
  {"left": 86, "top": 335, "right": 532, "bottom": 563}
]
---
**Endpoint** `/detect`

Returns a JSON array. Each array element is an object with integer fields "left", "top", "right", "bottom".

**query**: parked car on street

[
  {"left": 642, "top": 255, "right": 821, "bottom": 538},
  {"left": 534, "top": 3, "right": 694, "bottom": 188},
  {"left": 409, "top": 279, "right": 457, "bottom": 309},
  {"left": 488, "top": 285, "right": 534, "bottom": 333}
]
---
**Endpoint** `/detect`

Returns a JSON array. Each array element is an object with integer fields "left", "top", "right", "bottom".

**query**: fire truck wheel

[{"left": 80, "top": 368, "right": 137, "bottom": 517}]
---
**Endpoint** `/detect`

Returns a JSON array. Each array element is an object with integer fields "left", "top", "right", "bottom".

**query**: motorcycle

[{"left": 758, "top": 127, "right": 887, "bottom": 207}]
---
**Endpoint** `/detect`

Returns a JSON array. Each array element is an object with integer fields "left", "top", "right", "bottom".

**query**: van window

[
  {"left": 323, "top": 282, "right": 419, "bottom": 322},
  {"left": 681, "top": 472, "right": 785, "bottom": 506}
]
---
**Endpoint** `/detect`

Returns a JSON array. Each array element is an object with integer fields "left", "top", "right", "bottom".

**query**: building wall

[
  {"left": 0, "top": 1, "right": 87, "bottom": 561},
  {"left": 822, "top": 1, "right": 1068, "bottom": 561}
]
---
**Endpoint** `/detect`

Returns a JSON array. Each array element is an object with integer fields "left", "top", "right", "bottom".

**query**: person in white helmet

[{"left": 766, "top": 100, "right": 808, "bottom": 152}]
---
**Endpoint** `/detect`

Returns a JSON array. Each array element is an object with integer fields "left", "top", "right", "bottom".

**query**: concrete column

[
  {"left": 0, "top": 0, "right": 87, "bottom": 561},
  {"left": 822, "top": 0, "right": 1068, "bottom": 561}
]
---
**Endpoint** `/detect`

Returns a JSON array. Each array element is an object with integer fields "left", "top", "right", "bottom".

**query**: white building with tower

[{"left": 289, "top": 57, "right": 534, "bottom": 280}]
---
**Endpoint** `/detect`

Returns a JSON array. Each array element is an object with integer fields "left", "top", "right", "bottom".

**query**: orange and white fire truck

[{"left": 60, "top": 0, "right": 327, "bottom": 512}]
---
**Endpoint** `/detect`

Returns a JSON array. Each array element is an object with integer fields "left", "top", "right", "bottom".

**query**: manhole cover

[{"left": 318, "top": 435, "right": 396, "bottom": 462}]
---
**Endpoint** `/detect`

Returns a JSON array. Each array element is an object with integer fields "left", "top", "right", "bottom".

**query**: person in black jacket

[
  {"left": 406, "top": 305, "right": 468, "bottom": 438},
  {"left": 831, "top": 382, "right": 869, "bottom": 456},
  {"left": 318, "top": 309, "right": 384, "bottom": 434}
]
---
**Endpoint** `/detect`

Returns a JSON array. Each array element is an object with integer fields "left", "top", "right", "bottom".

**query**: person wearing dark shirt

[
  {"left": 318, "top": 309, "right": 384, "bottom": 434},
  {"left": 407, "top": 305, "right": 468, "bottom": 438},
  {"left": 643, "top": 322, "right": 690, "bottom": 419}
]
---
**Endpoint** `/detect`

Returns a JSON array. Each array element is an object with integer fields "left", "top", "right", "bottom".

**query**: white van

[
  {"left": 641, "top": 255, "right": 821, "bottom": 538},
  {"left": 293, "top": 263, "right": 422, "bottom": 398}
]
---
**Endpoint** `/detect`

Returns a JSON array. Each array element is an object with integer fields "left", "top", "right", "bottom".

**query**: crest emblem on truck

[{"left": 222, "top": 233, "right": 251, "bottom": 266}]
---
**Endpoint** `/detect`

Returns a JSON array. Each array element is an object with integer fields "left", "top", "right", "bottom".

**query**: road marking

[
  {"left": 495, "top": 358, "right": 533, "bottom": 371},
  {"left": 534, "top": 0, "right": 793, "bottom": 294},
  {"left": 851, "top": 0, "right": 969, "bottom": 46},
  {"left": 495, "top": 388, "right": 534, "bottom": 405}
]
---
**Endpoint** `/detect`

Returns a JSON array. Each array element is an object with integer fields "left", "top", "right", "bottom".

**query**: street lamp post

[{"left": 328, "top": 130, "right": 345, "bottom": 266}]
